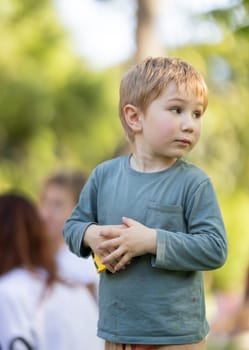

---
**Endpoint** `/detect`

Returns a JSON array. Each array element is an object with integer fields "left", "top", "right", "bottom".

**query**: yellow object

[{"left": 93, "top": 254, "right": 106, "bottom": 273}]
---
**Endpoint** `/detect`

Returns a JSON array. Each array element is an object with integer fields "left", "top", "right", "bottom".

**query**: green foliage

[
  {"left": 214, "top": 193, "right": 249, "bottom": 291},
  {"left": 0, "top": 0, "right": 124, "bottom": 196}
]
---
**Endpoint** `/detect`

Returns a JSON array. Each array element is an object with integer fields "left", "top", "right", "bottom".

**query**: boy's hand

[
  {"left": 84, "top": 223, "right": 124, "bottom": 251},
  {"left": 84, "top": 223, "right": 126, "bottom": 272},
  {"left": 99, "top": 217, "right": 157, "bottom": 272}
]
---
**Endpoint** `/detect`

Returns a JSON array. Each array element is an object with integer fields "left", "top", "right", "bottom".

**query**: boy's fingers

[
  {"left": 98, "top": 237, "right": 120, "bottom": 252},
  {"left": 103, "top": 249, "right": 132, "bottom": 273},
  {"left": 114, "top": 256, "right": 131, "bottom": 272},
  {"left": 100, "top": 224, "right": 127, "bottom": 238},
  {"left": 99, "top": 230, "right": 117, "bottom": 238},
  {"left": 102, "top": 246, "right": 125, "bottom": 264},
  {"left": 122, "top": 216, "right": 138, "bottom": 226}
]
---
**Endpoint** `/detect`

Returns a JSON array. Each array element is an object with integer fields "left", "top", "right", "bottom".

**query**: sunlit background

[
  {"left": 55, "top": 0, "right": 234, "bottom": 68},
  {"left": 0, "top": 1, "right": 249, "bottom": 348}
]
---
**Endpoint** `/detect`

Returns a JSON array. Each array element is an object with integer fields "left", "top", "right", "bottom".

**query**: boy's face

[{"left": 137, "top": 81, "right": 204, "bottom": 163}]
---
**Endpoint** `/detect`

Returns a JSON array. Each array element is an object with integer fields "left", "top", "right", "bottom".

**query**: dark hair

[{"left": 0, "top": 192, "right": 58, "bottom": 286}]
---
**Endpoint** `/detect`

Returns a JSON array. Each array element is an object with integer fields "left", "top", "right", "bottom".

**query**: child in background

[
  {"left": 208, "top": 268, "right": 249, "bottom": 350},
  {"left": 39, "top": 170, "right": 99, "bottom": 299},
  {"left": 63, "top": 57, "right": 228, "bottom": 349},
  {"left": 0, "top": 193, "right": 103, "bottom": 350}
]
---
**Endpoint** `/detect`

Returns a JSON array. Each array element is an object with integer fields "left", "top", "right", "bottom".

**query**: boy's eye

[
  {"left": 193, "top": 111, "right": 202, "bottom": 118},
  {"left": 170, "top": 107, "right": 181, "bottom": 114}
]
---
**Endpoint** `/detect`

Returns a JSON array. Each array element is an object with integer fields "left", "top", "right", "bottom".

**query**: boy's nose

[{"left": 181, "top": 113, "right": 195, "bottom": 132}]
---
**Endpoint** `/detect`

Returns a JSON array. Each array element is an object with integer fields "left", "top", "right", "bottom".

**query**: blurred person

[
  {"left": 0, "top": 192, "right": 104, "bottom": 350},
  {"left": 39, "top": 170, "right": 99, "bottom": 299},
  {"left": 208, "top": 268, "right": 249, "bottom": 350}
]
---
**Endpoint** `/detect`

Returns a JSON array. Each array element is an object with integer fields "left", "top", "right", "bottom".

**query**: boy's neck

[{"left": 130, "top": 153, "right": 177, "bottom": 173}]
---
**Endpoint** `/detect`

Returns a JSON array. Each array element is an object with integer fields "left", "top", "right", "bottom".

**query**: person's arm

[
  {"left": 63, "top": 170, "right": 127, "bottom": 271},
  {"left": 63, "top": 172, "right": 98, "bottom": 258},
  {"left": 153, "top": 179, "right": 227, "bottom": 271},
  {"left": 99, "top": 179, "right": 227, "bottom": 272}
]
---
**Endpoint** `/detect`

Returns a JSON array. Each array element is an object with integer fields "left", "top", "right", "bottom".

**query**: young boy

[{"left": 63, "top": 57, "right": 228, "bottom": 349}]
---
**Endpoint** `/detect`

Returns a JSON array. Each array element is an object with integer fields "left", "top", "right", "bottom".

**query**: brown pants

[{"left": 105, "top": 339, "right": 206, "bottom": 350}]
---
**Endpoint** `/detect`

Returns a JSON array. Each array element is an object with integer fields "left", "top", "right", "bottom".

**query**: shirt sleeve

[
  {"left": 153, "top": 178, "right": 228, "bottom": 271},
  {"left": 63, "top": 170, "right": 98, "bottom": 257}
]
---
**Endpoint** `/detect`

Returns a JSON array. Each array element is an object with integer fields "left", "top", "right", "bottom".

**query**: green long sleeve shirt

[{"left": 63, "top": 155, "right": 227, "bottom": 345}]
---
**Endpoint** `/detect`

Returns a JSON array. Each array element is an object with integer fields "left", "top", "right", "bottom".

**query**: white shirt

[
  {"left": 0, "top": 268, "right": 104, "bottom": 350},
  {"left": 56, "top": 244, "right": 98, "bottom": 285}
]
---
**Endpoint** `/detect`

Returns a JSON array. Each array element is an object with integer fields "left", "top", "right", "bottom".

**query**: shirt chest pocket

[{"left": 145, "top": 201, "right": 187, "bottom": 232}]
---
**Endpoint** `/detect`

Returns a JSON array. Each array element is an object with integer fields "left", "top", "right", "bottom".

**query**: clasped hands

[{"left": 85, "top": 216, "right": 157, "bottom": 273}]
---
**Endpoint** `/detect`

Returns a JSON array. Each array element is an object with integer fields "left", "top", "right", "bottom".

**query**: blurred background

[{"left": 0, "top": 0, "right": 249, "bottom": 335}]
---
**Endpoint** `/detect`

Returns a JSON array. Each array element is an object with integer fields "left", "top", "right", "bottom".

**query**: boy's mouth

[{"left": 174, "top": 138, "right": 191, "bottom": 146}]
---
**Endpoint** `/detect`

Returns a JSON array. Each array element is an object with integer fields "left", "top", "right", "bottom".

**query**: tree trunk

[{"left": 135, "top": 0, "right": 165, "bottom": 61}]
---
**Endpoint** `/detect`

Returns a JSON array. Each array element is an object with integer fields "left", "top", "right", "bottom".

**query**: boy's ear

[{"left": 123, "top": 104, "right": 142, "bottom": 132}]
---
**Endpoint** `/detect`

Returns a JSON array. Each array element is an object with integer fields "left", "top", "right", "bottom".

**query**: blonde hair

[{"left": 119, "top": 57, "right": 208, "bottom": 142}]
